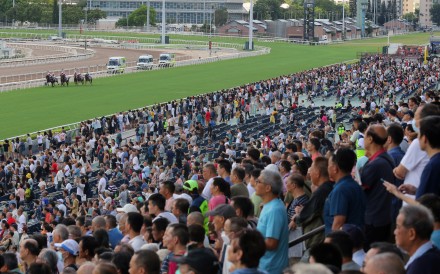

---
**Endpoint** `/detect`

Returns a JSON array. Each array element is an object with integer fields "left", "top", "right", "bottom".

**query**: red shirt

[
  {"left": 51, "top": 163, "right": 58, "bottom": 173},
  {"left": 7, "top": 217, "right": 16, "bottom": 226}
]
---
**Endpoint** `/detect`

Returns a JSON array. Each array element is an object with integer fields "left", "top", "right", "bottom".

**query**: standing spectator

[
  {"left": 325, "top": 231, "right": 360, "bottom": 271},
  {"left": 55, "top": 239, "right": 79, "bottom": 271},
  {"left": 128, "top": 250, "right": 161, "bottom": 274},
  {"left": 296, "top": 157, "right": 333, "bottom": 249},
  {"left": 230, "top": 167, "right": 249, "bottom": 198},
  {"left": 126, "top": 212, "right": 146, "bottom": 252},
  {"left": 363, "top": 253, "right": 405, "bottom": 274},
  {"left": 324, "top": 148, "right": 366, "bottom": 234},
  {"left": 19, "top": 238, "right": 40, "bottom": 273},
  {"left": 227, "top": 229, "right": 267, "bottom": 274},
  {"left": 201, "top": 163, "right": 218, "bottom": 200},
  {"left": 255, "top": 170, "right": 288, "bottom": 274},
  {"left": 148, "top": 193, "right": 178, "bottom": 224},
  {"left": 161, "top": 223, "right": 189, "bottom": 274},
  {"left": 159, "top": 180, "right": 176, "bottom": 212},
  {"left": 171, "top": 248, "right": 219, "bottom": 274},
  {"left": 361, "top": 124, "right": 395, "bottom": 247},
  {"left": 97, "top": 172, "right": 107, "bottom": 194},
  {"left": 395, "top": 205, "right": 440, "bottom": 274},
  {"left": 105, "top": 215, "right": 123, "bottom": 249}
]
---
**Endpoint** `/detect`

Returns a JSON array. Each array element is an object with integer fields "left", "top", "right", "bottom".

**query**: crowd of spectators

[{"left": 0, "top": 54, "right": 439, "bottom": 274}]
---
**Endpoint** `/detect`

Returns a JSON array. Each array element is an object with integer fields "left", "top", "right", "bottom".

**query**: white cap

[{"left": 116, "top": 203, "right": 138, "bottom": 213}]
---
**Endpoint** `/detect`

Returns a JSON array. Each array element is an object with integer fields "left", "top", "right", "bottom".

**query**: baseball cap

[
  {"left": 54, "top": 239, "right": 79, "bottom": 256},
  {"left": 26, "top": 173, "right": 32, "bottom": 179},
  {"left": 404, "top": 110, "right": 414, "bottom": 118},
  {"left": 183, "top": 180, "right": 198, "bottom": 191},
  {"left": 171, "top": 248, "right": 219, "bottom": 273},
  {"left": 205, "top": 204, "right": 236, "bottom": 219},
  {"left": 57, "top": 199, "right": 64, "bottom": 203},
  {"left": 116, "top": 203, "right": 138, "bottom": 213}
]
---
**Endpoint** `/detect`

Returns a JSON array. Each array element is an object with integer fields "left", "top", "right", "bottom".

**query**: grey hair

[
  {"left": 399, "top": 204, "right": 434, "bottom": 240},
  {"left": 54, "top": 224, "right": 69, "bottom": 241},
  {"left": 289, "top": 263, "right": 332, "bottom": 274},
  {"left": 260, "top": 169, "right": 283, "bottom": 196},
  {"left": 37, "top": 248, "right": 59, "bottom": 274},
  {"left": 367, "top": 253, "right": 405, "bottom": 274},
  {"left": 271, "top": 151, "right": 282, "bottom": 160},
  {"left": 92, "top": 216, "right": 107, "bottom": 229}
]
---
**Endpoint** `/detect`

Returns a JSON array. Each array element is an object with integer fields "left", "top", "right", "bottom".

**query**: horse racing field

[{"left": 0, "top": 31, "right": 435, "bottom": 139}]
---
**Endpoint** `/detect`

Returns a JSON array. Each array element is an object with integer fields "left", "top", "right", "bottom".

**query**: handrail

[{"left": 288, "top": 225, "right": 325, "bottom": 248}]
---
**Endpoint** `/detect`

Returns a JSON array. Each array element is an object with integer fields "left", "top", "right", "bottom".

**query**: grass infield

[{"left": 0, "top": 31, "right": 434, "bottom": 139}]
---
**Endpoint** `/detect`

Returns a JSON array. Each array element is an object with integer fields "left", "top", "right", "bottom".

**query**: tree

[
  {"left": 431, "top": 3, "right": 440, "bottom": 26},
  {"left": 253, "top": 0, "right": 284, "bottom": 20},
  {"left": 214, "top": 7, "right": 228, "bottom": 27},
  {"left": 87, "top": 9, "right": 107, "bottom": 24},
  {"left": 115, "top": 5, "right": 156, "bottom": 27}
]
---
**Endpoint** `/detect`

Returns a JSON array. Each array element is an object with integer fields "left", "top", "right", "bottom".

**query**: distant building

[
  {"left": 91, "top": 0, "right": 248, "bottom": 25},
  {"left": 383, "top": 19, "right": 414, "bottom": 33},
  {"left": 419, "top": 0, "right": 433, "bottom": 27},
  {"left": 217, "top": 20, "right": 266, "bottom": 36},
  {"left": 402, "top": 0, "right": 420, "bottom": 15}
]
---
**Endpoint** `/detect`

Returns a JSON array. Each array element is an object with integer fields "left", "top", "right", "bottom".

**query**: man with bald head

[
  {"left": 361, "top": 124, "right": 395, "bottom": 248},
  {"left": 363, "top": 253, "right": 405, "bottom": 274},
  {"left": 19, "top": 238, "right": 40, "bottom": 272},
  {"left": 77, "top": 262, "right": 96, "bottom": 274}
]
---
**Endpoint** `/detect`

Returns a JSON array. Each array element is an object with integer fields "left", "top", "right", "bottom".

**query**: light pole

[
  {"left": 58, "top": 0, "right": 62, "bottom": 38},
  {"left": 280, "top": 3, "right": 289, "bottom": 38},
  {"left": 248, "top": 0, "right": 253, "bottom": 50},
  {"left": 342, "top": 0, "right": 345, "bottom": 40},
  {"left": 161, "top": 0, "right": 166, "bottom": 44},
  {"left": 12, "top": 0, "right": 15, "bottom": 27},
  {"left": 147, "top": 0, "right": 150, "bottom": 32}
]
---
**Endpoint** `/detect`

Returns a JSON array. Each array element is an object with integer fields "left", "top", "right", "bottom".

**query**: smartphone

[{"left": 380, "top": 178, "right": 385, "bottom": 183}]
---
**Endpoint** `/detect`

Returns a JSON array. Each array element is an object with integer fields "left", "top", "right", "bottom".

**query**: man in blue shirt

[
  {"left": 105, "top": 215, "right": 123, "bottom": 249},
  {"left": 324, "top": 148, "right": 366, "bottom": 235},
  {"left": 255, "top": 169, "right": 288, "bottom": 274}
]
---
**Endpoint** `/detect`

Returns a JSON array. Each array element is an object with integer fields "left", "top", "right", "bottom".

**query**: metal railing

[{"left": 289, "top": 225, "right": 325, "bottom": 248}]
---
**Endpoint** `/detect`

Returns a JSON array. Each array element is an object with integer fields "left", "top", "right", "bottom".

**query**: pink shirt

[{"left": 208, "top": 195, "right": 228, "bottom": 221}]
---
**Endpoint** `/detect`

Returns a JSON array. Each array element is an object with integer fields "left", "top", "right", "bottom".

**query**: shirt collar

[
  {"left": 368, "top": 149, "right": 386, "bottom": 162},
  {"left": 405, "top": 241, "right": 433, "bottom": 269}
]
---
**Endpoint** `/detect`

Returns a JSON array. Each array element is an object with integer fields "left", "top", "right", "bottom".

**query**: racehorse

[
  {"left": 45, "top": 74, "right": 58, "bottom": 87},
  {"left": 74, "top": 72, "right": 84, "bottom": 85},
  {"left": 85, "top": 73, "right": 93, "bottom": 85},
  {"left": 60, "top": 73, "right": 70, "bottom": 87}
]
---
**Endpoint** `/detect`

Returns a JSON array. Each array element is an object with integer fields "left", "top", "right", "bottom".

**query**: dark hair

[
  {"left": 80, "top": 236, "right": 97, "bottom": 258},
  {"left": 326, "top": 231, "right": 353, "bottom": 258},
  {"left": 357, "top": 121, "right": 368, "bottom": 133},
  {"left": 212, "top": 177, "right": 231, "bottom": 198},
  {"left": 330, "top": 148, "right": 356, "bottom": 174},
  {"left": 293, "top": 159, "right": 309, "bottom": 177},
  {"left": 3, "top": 252, "right": 18, "bottom": 270},
  {"left": 76, "top": 216, "right": 86, "bottom": 227},
  {"left": 105, "top": 215, "right": 117, "bottom": 229},
  {"left": 387, "top": 123, "right": 404, "bottom": 145},
  {"left": 309, "top": 243, "right": 342, "bottom": 270},
  {"left": 162, "top": 180, "right": 176, "bottom": 194},
  {"left": 23, "top": 239, "right": 40, "bottom": 256},
  {"left": 288, "top": 173, "right": 305, "bottom": 188},
  {"left": 28, "top": 262, "right": 52, "bottom": 274},
  {"left": 127, "top": 212, "right": 144, "bottom": 233},
  {"left": 112, "top": 251, "right": 132, "bottom": 274},
  {"left": 246, "top": 148, "right": 260, "bottom": 162},
  {"left": 174, "top": 198, "right": 190, "bottom": 215},
  {"left": 313, "top": 156, "right": 329, "bottom": 179},
  {"left": 232, "top": 167, "right": 245, "bottom": 181},
  {"left": 309, "top": 137, "right": 321, "bottom": 151},
  {"left": 169, "top": 223, "right": 189, "bottom": 245},
  {"left": 286, "top": 143, "right": 298, "bottom": 152},
  {"left": 419, "top": 116, "right": 440, "bottom": 149},
  {"left": 188, "top": 224, "right": 205, "bottom": 244},
  {"left": 231, "top": 196, "right": 254, "bottom": 218},
  {"left": 279, "top": 160, "right": 291, "bottom": 172},
  {"left": 30, "top": 234, "right": 48, "bottom": 250},
  {"left": 152, "top": 217, "right": 169, "bottom": 232},
  {"left": 235, "top": 229, "right": 266, "bottom": 268},
  {"left": 93, "top": 228, "right": 110, "bottom": 249},
  {"left": 418, "top": 194, "right": 440, "bottom": 222},
  {"left": 133, "top": 250, "right": 161, "bottom": 274},
  {"left": 218, "top": 160, "right": 232, "bottom": 174},
  {"left": 148, "top": 193, "right": 166, "bottom": 211},
  {"left": 250, "top": 169, "right": 261, "bottom": 179}
]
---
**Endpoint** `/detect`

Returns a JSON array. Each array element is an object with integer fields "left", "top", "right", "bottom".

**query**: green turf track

[{"left": 0, "top": 31, "right": 435, "bottom": 139}]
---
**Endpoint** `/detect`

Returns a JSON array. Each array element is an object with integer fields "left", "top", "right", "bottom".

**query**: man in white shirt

[
  {"left": 127, "top": 212, "right": 146, "bottom": 252},
  {"left": 97, "top": 172, "right": 107, "bottom": 194},
  {"left": 17, "top": 207, "right": 26, "bottom": 235},
  {"left": 132, "top": 150, "right": 140, "bottom": 172},
  {"left": 57, "top": 199, "right": 68, "bottom": 217}
]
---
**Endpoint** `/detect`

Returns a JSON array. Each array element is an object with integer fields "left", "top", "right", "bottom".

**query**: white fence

[
  {"left": 0, "top": 42, "right": 270, "bottom": 93},
  {"left": 0, "top": 43, "right": 95, "bottom": 68}
]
